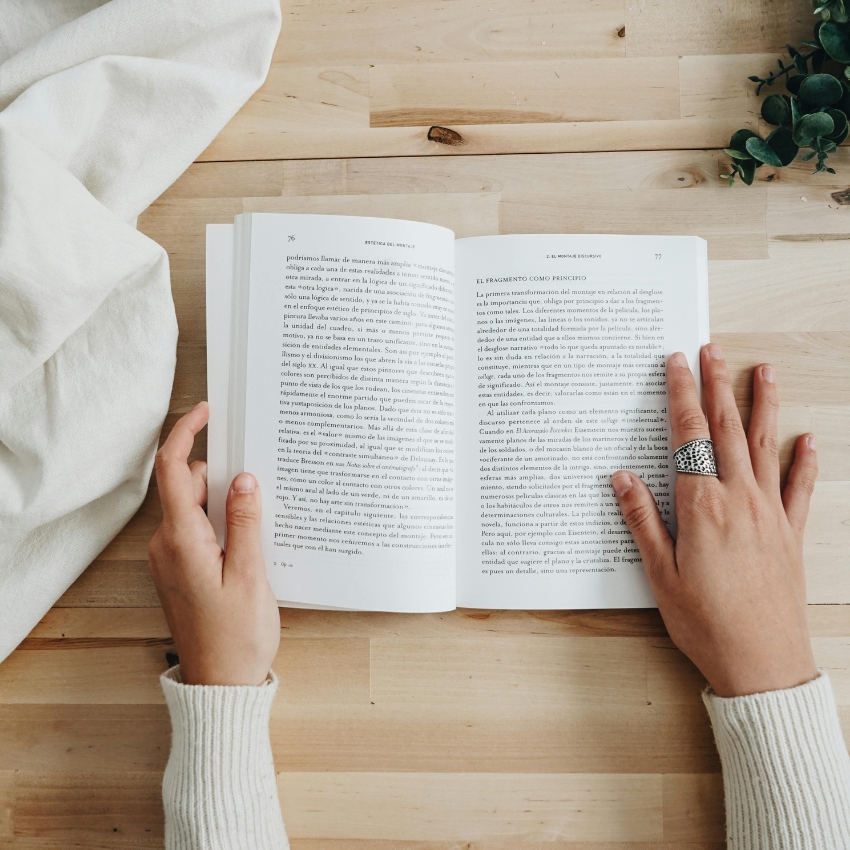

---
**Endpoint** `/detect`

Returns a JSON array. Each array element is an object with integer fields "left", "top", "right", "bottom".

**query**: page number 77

[{"left": 654, "top": 253, "right": 662, "bottom": 260}]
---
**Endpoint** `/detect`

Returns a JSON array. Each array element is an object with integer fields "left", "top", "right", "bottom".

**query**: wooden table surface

[{"left": 2, "top": 0, "right": 850, "bottom": 846}]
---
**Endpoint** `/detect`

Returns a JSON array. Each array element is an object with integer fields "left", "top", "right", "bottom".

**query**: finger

[
  {"left": 611, "top": 471, "right": 676, "bottom": 586},
  {"left": 667, "top": 351, "right": 711, "bottom": 449},
  {"left": 783, "top": 433, "right": 818, "bottom": 534},
  {"left": 700, "top": 344, "right": 751, "bottom": 480},
  {"left": 747, "top": 364, "right": 780, "bottom": 492},
  {"left": 189, "top": 460, "right": 208, "bottom": 507},
  {"left": 154, "top": 402, "right": 209, "bottom": 521},
  {"left": 224, "top": 472, "right": 265, "bottom": 579}
]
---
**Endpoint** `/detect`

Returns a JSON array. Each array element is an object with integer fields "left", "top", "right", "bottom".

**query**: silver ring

[{"left": 674, "top": 438, "right": 718, "bottom": 477}]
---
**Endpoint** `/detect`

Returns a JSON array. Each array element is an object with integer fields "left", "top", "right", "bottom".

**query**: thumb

[
  {"left": 611, "top": 471, "right": 675, "bottom": 585},
  {"left": 225, "top": 472, "right": 264, "bottom": 576}
]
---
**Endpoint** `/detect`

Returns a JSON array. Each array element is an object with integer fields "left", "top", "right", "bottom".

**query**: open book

[{"left": 206, "top": 214, "right": 708, "bottom": 612}]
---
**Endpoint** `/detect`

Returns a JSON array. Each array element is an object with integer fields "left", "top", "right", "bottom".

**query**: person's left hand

[{"left": 148, "top": 401, "right": 280, "bottom": 686}]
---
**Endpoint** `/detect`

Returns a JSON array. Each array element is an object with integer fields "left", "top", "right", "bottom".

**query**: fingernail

[
  {"left": 611, "top": 471, "right": 633, "bottom": 497},
  {"left": 193, "top": 400, "right": 207, "bottom": 410},
  {"left": 806, "top": 433, "right": 817, "bottom": 450},
  {"left": 232, "top": 472, "right": 257, "bottom": 493},
  {"left": 669, "top": 352, "right": 687, "bottom": 368},
  {"left": 706, "top": 343, "right": 724, "bottom": 360},
  {"left": 761, "top": 364, "right": 775, "bottom": 383}
]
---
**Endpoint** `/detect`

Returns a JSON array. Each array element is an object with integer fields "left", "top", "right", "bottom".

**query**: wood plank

[
  {"left": 0, "top": 648, "right": 168, "bottom": 705},
  {"left": 369, "top": 57, "right": 680, "bottom": 127},
  {"left": 54, "top": 560, "right": 159, "bottom": 608},
  {"left": 277, "top": 772, "right": 663, "bottom": 841},
  {"left": 0, "top": 640, "right": 369, "bottom": 706},
  {"left": 8, "top": 771, "right": 162, "bottom": 846},
  {"left": 274, "top": 0, "right": 627, "bottom": 65},
  {"left": 0, "top": 706, "right": 169, "bottom": 772},
  {"left": 625, "top": 0, "right": 811, "bottom": 57},
  {"left": 370, "top": 636, "right": 648, "bottom": 707},
  {"left": 275, "top": 638, "right": 371, "bottom": 705},
  {"left": 270, "top": 704, "right": 720, "bottom": 773},
  {"left": 767, "top": 183, "right": 850, "bottom": 238},
  {"left": 290, "top": 837, "right": 726, "bottom": 850},
  {"left": 163, "top": 151, "right": 731, "bottom": 199},
  {"left": 808, "top": 555, "right": 850, "bottom": 605},
  {"left": 24, "top": 604, "right": 850, "bottom": 642},
  {"left": 661, "top": 774, "right": 724, "bottom": 843},
  {"left": 0, "top": 700, "right": 718, "bottom": 775},
  {"left": 199, "top": 117, "right": 753, "bottom": 162},
  {"left": 718, "top": 333, "right": 850, "bottom": 407},
  {"left": 806, "top": 482, "right": 850, "bottom": 559},
  {"left": 679, "top": 55, "right": 757, "bottom": 123},
  {"left": 710, "top": 241, "right": 850, "bottom": 333},
  {"left": 24, "top": 608, "right": 169, "bottom": 645}
]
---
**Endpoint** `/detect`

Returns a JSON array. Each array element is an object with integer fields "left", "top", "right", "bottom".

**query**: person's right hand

[{"left": 611, "top": 344, "right": 819, "bottom": 698}]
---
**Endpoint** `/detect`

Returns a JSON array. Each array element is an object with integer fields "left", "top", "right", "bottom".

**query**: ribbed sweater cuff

[
  {"left": 704, "top": 672, "right": 850, "bottom": 850},
  {"left": 160, "top": 666, "right": 288, "bottom": 850}
]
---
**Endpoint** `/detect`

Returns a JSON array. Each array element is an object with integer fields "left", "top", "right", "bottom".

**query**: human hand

[
  {"left": 612, "top": 344, "right": 818, "bottom": 698},
  {"left": 148, "top": 402, "right": 280, "bottom": 686}
]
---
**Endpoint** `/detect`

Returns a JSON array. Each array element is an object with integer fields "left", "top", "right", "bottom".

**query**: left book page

[{"left": 207, "top": 213, "right": 457, "bottom": 612}]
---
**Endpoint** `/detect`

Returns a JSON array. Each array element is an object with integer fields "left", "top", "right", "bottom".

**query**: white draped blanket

[{"left": 0, "top": 0, "right": 281, "bottom": 662}]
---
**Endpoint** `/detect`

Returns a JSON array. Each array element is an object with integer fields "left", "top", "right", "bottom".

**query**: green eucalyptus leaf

[
  {"left": 745, "top": 136, "right": 784, "bottom": 166},
  {"left": 822, "top": 139, "right": 838, "bottom": 151},
  {"left": 799, "top": 73, "right": 844, "bottom": 106},
  {"left": 838, "top": 80, "right": 850, "bottom": 113},
  {"left": 724, "top": 148, "right": 753, "bottom": 160},
  {"left": 729, "top": 128, "right": 759, "bottom": 152},
  {"left": 826, "top": 107, "right": 849, "bottom": 138},
  {"left": 802, "top": 149, "right": 818, "bottom": 160},
  {"left": 791, "top": 96, "right": 803, "bottom": 125},
  {"left": 819, "top": 21, "right": 850, "bottom": 62},
  {"left": 846, "top": 66, "right": 850, "bottom": 80},
  {"left": 794, "top": 53, "right": 810, "bottom": 74},
  {"left": 766, "top": 126, "right": 800, "bottom": 165},
  {"left": 738, "top": 159, "right": 756, "bottom": 185},
  {"left": 793, "top": 110, "right": 836, "bottom": 143},
  {"left": 786, "top": 75, "right": 805, "bottom": 96},
  {"left": 830, "top": 122, "right": 850, "bottom": 144},
  {"left": 762, "top": 94, "right": 792, "bottom": 125}
]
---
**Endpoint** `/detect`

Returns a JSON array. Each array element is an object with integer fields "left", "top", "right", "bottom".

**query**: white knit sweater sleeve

[
  {"left": 160, "top": 666, "right": 289, "bottom": 850},
  {"left": 704, "top": 672, "right": 850, "bottom": 849}
]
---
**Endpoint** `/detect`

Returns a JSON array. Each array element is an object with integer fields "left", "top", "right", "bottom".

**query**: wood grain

[{"left": 5, "top": 0, "right": 850, "bottom": 845}]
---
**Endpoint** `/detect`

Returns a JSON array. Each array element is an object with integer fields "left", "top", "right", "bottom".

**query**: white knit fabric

[
  {"left": 705, "top": 673, "right": 850, "bottom": 849},
  {"left": 0, "top": 0, "right": 281, "bottom": 663},
  {"left": 161, "top": 666, "right": 289, "bottom": 849}
]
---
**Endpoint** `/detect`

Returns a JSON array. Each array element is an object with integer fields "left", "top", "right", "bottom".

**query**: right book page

[{"left": 455, "top": 234, "right": 709, "bottom": 610}]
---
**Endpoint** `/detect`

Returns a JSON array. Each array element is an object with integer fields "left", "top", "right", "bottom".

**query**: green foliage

[
  {"left": 726, "top": 7, "right": 850, "bottom": 184},
  {"left": 761, "top": 94, "right": 792, "bottom": 124}
]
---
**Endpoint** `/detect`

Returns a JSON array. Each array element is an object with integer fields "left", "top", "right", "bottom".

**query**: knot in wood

[{"left": 428, "top": 126, "right": 464, "bottom": 146}]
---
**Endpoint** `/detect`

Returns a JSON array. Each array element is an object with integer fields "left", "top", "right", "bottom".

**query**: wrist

[{"left": 708, "top": 658, "right": 819, "bottom": 698}]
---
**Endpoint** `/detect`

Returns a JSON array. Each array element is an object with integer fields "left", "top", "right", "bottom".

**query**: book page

[
  {"left": 455, "top": 234, "right": 708, "bottom": 610},
  {"left": 205, "top": 224, "right": 235, "bottom": 547},
  {"left": 236, "top": 213, "right": 457, "bottom": 612}
]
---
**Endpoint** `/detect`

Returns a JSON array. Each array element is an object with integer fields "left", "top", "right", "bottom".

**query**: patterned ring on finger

[{"left": 674, "top": 438, "right": 719, "bottom": 477}]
